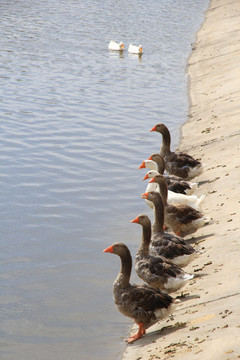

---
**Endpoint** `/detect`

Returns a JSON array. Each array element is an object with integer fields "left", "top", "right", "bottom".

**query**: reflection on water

[{"left": 0, "top": 0, "right": 208, "bottom": 359}]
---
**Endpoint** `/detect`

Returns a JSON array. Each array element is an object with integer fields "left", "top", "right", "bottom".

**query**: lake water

[{"left": 0, "top": 1, "right": 209, "bottom": 359}]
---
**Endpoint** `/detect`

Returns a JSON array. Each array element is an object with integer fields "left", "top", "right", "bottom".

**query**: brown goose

[
  {"left": 137, "top": 195, "right": 198, "bottom": 267},
  {"left": 103, "top": 242, "right": 177, "bottom": 343},
  {"left": 147, "top": 174, "right": 210, "bottom": 237},
  {"left": 131, "top": 215, "right": 194, "bottom": 292},
  {"left": 147, "top": 153, "right": 198, "bottom": 194},
  {"left": 150, "top": 123, "right": 203, "bottom": 179}
]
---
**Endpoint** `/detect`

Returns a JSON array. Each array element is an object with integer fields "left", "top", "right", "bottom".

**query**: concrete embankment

[{"left": 122, "top": 0, "right": 240, "bottom": 359}]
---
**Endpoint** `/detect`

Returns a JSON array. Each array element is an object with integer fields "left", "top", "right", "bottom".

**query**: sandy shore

[{"left": 122, "top": 0, "right": 240, "bottom": 359}]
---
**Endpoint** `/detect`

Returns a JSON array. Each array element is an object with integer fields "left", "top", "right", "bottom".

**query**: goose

[
  {"left": 140, "top": 169, "right": 160, "bottom": 209},
  {"left": 108, "top": 40, "right": 124, "bottom": 51},
  {"left": 150, "top": 123, "right": 204, "bottom": 179},
  {"left": 143, "top": 170, "right": 205, "bottom": 210},
  {"left": 147, "top": 174, "right": 211, "bottom": 237},
  {"left": 131, "top": 214, "right": 194, "bottom": 291},
  {"left": 128, "top": 43, "right": 143, "bottom": 54},
  {"left": 148, "top": 153, "right": 198, "bottom": 194},
  {"left": 137, "top": 197, "right": 199, "bottom": 268},
  {"left": 138, "top": 158, "right": 198, "bottom": 195},
  {"left": 103, "top": 242, "right": 177, "bottom": 343}
]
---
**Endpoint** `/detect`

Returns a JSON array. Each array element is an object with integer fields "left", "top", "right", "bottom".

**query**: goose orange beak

[
  {"left": 150, "top": 125, "right": 157, "bottom": 132},
  {"left": 131, "top": 216, "right": 139, "bottom": 224},
  {"left": 142, "top": 174, "right": 149, "bottom": 181},
  {"left": 141, "top": 192, "right": 148, "bottom": 199},
  {"left": 103, "top": 245, "right": 114, "bottom": 253},
  {"left": 147, "top": 155, "right": 153, "bottom": 160},
  {"left": 138, "top": 161, "right": 146, "bottom": 169},
  {"left": 149, "top": 177, "right": 156, "bottom": 183}
]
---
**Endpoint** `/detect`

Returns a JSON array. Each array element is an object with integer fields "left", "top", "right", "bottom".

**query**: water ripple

[{"left": 0, "top": 1, "right": 209, "bottom": 359}]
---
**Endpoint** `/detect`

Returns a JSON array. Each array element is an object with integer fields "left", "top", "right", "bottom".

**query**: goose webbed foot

[{"left": 127, "top": 323, "right": 146, "bottom": 343}]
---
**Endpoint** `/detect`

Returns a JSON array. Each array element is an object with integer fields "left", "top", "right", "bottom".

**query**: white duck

[
  {"left": 143, "top": 170, "right": 205, "bottom": 210},
  {"left": 108, "top": 40, "right": 124, "bottom": 51},
  {"left": 128, "top": 43, "right": 143, "bottom": 54}
]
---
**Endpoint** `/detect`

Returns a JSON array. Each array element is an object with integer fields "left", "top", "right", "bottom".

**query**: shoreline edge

[{"left": 122, "top": 0, "right": 240, "bottom": 358}]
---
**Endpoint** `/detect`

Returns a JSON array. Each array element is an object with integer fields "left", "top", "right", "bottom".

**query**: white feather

[
  {"left": 128, "top": 43, "right": 143, "bottom": 54},
  {"left": 164, "top": 273, "right": 194, "bottom": 293},
  {"left": 108, "top": 40, "right": 124, "bottom": 51},
  {"left": 144, "top": 170, "right": 205, "bottom": 210}
]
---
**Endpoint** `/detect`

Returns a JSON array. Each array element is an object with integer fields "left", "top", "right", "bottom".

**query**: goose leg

[
  {"left": 127, "top": 323, "right": 146, "bottom": 343},
  {"left": 175, "top": 225, "right": 182, "bottom": 237}
]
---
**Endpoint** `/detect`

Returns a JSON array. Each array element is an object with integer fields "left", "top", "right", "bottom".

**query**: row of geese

[
  {"left": 108, "top": 40, "right": 143, "bottom": 54},
  {"left": 103, "top": 123, "right": 211, "bottom": 343}
]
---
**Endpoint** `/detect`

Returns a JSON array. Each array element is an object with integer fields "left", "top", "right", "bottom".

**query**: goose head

[
  {"left": 131, "top": 214, "right": 151, "bottom": 227},
  {"left": 142, "top": 170, "right": 159, "bottom": 181},
  {"left": 138, "top": 160, "right": 158, "bottom": 170},
  {"left": 150, "top": 123, "right": 168, "bottom": 133},
  {"left": 149, "top": 174, "right": 166, "bottom": 185},
  {"left": 103, "top": 242, "right": 129, "bottom": 257},
  {"left": 148, "top": 153, "right": 165, "bottom": 174},
  {"left": 141, "top": 191, "right": 162, "bottom": 205}
]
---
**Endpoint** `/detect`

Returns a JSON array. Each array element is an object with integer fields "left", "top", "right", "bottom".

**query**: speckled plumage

[
  {"left": 135, "top": 252, "right": 193, "bottom": 293},
  {"left": 150, "top": 232, "right": 197, "bottom": 268},
  {"left": 150, "top": 175, "right": 210, "bottom": 237},
  {"left": 148, "top": 153, "right": 198, "bottom": 194},
  {"left": 140, "top": 192, "right": 199, "bottom": 267},
  {"left": 103, "top": 242, "right": 176, "bottom": 341},
  {"left": 132, "top": 215, "right": 194, "bottom": 293},
  {"left": 150, "top": 123, "right": 203, "bottom": 180},
  {"left": 114, "top": 281, "right": 174, "bottom": 329}
]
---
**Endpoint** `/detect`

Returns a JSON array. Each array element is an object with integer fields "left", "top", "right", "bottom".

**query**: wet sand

[{"left": 122, "top": 0, "right": 240, "bottom": 358}]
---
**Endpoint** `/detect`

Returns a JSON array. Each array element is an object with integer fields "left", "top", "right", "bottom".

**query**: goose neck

[
  {"left": 137, "top": 224, "right": 151, "bottom": 256},
  {"left": 115, "top": 251, "right": 132, "bottom": 288},
  {"left": 158, "top": 179, "right": 168, "bottom": 205},
  {"left": 152, "top": 197, "right": 165, "bottom": 234},
  {"left": 160, "top": 127, "right": 171, "bottom": 156}
]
